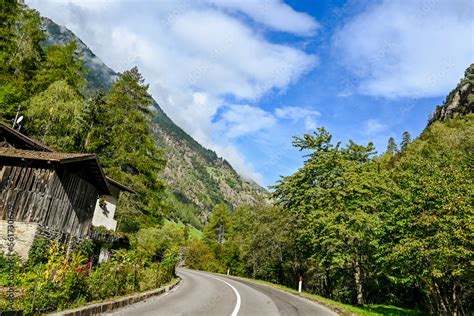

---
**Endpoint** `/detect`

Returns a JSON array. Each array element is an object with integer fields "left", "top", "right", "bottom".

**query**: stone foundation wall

[
  {"left": 35, "top": 224, "right": 85, "bottom": 251},
  {"left": 0, "top": 220, "right": 38, "bottom": 259},
  {"left": 0, "top": 221, "right": 88, "bottom": 259}
]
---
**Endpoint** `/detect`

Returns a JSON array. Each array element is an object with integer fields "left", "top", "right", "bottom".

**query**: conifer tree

[
  {"left": 87, "top": 67, "right": 166, "bottom": 218},
  {"left": 0, "top": 1, "right": 45, "bottom": 118},
  {"left": 400, "top": 131, "right": 411, "bottom": 151},
  {"left": 386, "top": 136, "right": 398, "bottom": 155},
  {"left": 32, "top": 41, "right": 86, "bottom": 94}
]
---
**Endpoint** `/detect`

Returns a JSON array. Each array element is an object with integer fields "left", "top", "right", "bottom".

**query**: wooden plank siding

[{"left": 0, "top": 164, "right": 98, "bottom": 238}]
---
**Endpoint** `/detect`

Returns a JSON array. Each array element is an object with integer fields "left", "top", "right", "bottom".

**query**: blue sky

[{"left": 27, "top": 0, "right": 473, "bottom": 187}]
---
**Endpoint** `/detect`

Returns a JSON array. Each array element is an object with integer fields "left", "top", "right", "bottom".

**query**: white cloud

[
  {"left": 214, "top": 105, "right": 320, "bottom": 140},
  {"left": 275, "top": 106, "right": 320, "bottom": 130},
  {"left": 25, "top": 0, "right": 318, "bottom": 183},
  {"left": 64, "top": 0, "right": 112, "bottom": 11},
  {"left": 216, "top": 104, "right": 277, "bottom": 138},
  {"left": 365, "top": 119, "right": 387, "bottom": 135},
  {"left": 210, "top": 143, "right": 264, "bottom": 184},
  {"left": 333, "top": 0, "right": 474, "bottom": 98},
  {"left": 206, "top": 0, "right": 319, "bottom": 36}
]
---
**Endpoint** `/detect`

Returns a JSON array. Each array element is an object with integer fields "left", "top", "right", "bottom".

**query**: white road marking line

[{"left": 211, "top": 276, "right": 241, "bottom": 316}]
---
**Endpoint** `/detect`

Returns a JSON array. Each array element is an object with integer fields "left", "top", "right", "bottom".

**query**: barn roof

[
  {"left": 0, "top": 148, "right": 94, "bottom": 162},
  {"left": 0, "top": 122, "right": 134, "bottom": 195},
  {"left": 0, "top": 148, "right": 111, "bottom": 195},
  {"left": 0, "top": 122, "right": 55, "bottom": 152},
  {"left": 106, "top": 176, "right": 135, "bottom": 194}
]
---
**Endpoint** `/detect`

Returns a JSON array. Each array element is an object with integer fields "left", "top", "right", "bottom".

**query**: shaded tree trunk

[
  {"left": 217, "top": 223, "right": 225, "bottom": 244},
  {"left": 354, "top": 260, "right": 364, "bottom": 305}
]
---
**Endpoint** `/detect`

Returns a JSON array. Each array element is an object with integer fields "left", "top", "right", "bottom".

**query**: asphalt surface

[{"left": 107, "top": 268, "right": 337, "bottom": 316}]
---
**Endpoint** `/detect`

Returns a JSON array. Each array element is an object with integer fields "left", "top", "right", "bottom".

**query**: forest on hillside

[{"left": 1, "top": 1, "right": 473, "bottom": 315}]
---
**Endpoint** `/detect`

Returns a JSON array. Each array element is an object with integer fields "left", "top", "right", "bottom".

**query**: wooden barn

[{"left": 0, "top": 122, "right": 119, "bottom": 258}]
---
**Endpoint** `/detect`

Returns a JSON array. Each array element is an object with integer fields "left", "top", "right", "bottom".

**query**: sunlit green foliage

[
  {"left": 25, "top": 80, "right": 82, "bottom": 151},
  {"left": 32, "top": 41, "right": 86, "bottom": 94},
  {"left": 382, "top": 115, "right": 474, "bottom": 314},
  {"left": 83, "top": 67, "right": 167, "bottom": 219}
]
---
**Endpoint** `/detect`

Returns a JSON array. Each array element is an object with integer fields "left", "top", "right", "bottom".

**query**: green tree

[
  {"left": 0, "top": 1, "right": 45, "bottom": 118},
  {"left": 184, "top": 239, "right": 220, "bottom": 272},
  {"left": 273, "top": 128, "right": 393, "bottom": 305},
  {"left": 75, "top": 89, "right": 108, "bottom": 152},
  {"left": 386, "top": 136, "right": 398, "bottom": 155},
  {"left": 135, "top": 224, "right": 185, "bottom": 259},
  {"left": 229, "top": 203, "right": 293, "bottom": 283},
  {"left": 400, "top": 131, "right": 411, "bottom": 151},
  {"left": 204, "top": 203, "right": 232, "bottom": 245},
  {"left": 32, "top": 41, "right": 86, "bottom": 94},
  {"left": 86, "top": 67, "right": 166, "bottom": 218},
  {"left": 0, "top": 83, "right": 23, "bottom": 120},
  {"left": 25, "top": 80, "right": 83, "bottom": 151}
]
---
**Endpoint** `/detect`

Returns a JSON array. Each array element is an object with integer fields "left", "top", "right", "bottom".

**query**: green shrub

[
  {"left": 75, "top": 239, "right": 100, "bottom": 260},
  {"left": 138, "top": 262, "right": 170, "bottom": 291},
  {"left": 27, "top": 238, "right": 49, "bottom": 266}
]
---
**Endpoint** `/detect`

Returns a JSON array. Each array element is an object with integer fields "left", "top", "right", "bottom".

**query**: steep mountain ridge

[
  {"left": 42, "top": 18, "right": 266, "bottom": 223},
  {"left": 428, "top": 64, "right": 474, "bottom": 125}
]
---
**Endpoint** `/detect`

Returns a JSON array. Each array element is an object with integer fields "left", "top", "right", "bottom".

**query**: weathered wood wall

[{"left": 0, "top": 164, "right": 98, "bottom": 238}]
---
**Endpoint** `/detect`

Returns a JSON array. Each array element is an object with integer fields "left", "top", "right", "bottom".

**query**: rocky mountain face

[
  {"left": 429, "top": 64, "right": 474, "bottom": 124},
  {"left": 42, "top": 18, "right": 267, "bottom": 223},
  {"left": 152, "top": 104, "right": 267, "bottom": 222}
]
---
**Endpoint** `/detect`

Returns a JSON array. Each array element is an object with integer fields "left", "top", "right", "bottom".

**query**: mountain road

[{"left": 107, "top": 268, "right": 337, "bottom": 316}]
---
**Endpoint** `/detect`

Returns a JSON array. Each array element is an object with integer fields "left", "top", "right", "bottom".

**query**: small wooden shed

[{"left": 0, "top": 123, "right": 111, "bottom": 257}]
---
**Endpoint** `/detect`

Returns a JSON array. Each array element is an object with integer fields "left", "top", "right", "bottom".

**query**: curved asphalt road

[{"left": 107, "top": 268, "right": 337, "bottom": 316}]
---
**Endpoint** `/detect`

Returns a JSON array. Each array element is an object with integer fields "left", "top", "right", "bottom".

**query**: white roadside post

[{"left": 298, "top": 276, "right": 303, "bottom": 293}]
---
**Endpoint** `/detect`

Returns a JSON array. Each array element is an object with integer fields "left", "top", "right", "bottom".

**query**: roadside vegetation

[{"left": 0, "top": 236, "right": 180, "bottom": 313}]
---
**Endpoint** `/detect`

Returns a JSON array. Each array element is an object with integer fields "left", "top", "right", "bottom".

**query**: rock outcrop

[{"left": 429, "top": 64, "right": 474, "bottom": 124}]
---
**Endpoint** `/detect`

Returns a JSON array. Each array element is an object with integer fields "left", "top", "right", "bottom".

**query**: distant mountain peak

[{"left": 429, "top": 64, "right": 474, "bottom": 125}]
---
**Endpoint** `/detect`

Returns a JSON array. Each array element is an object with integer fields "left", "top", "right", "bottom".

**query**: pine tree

[
  {"left": 0, "top": 1, "right": 45, "bottom": 119},
  {"left": 32, "top": 41, "right": 86, "bottom": 94},
  {"left": 386, "top": 137, "right": 398, "bottom": 155},
  {"left": 87, "top": 67, "right": 166, "bottom": 217},
  {"left": 400, "top": 131, "right": 411, "bottom": 151}
]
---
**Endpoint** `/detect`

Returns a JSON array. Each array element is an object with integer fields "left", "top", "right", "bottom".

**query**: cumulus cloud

[
  {"left": 215, "top": 104, "right": 277, "bottom": 138},
  {"left": 26, "top": 0, "right": 318, "bottom": 183},
  {"left": 333, "top": 0, "right": 474, "bottom": 98},
  {"left": 214, "top": 105, "right": 321, "bottom": 140},
  {"left": 206, "top": 0, "right": 320, "bottom": 35}
]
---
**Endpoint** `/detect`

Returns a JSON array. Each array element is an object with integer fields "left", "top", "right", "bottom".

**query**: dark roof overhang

[
  {"left": 0, "top": 122, "right": 55, "bottom": 152},
  {"left": 106, "top": 176, "right": 136, "bottom": 194},
  {"left": 0, "top": 148, "right": 111, "bottom": 195}
]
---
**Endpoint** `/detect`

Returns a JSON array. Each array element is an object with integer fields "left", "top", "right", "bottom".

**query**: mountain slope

[{"left": 42, "top": 18, "right": 267, "bottom": 224}]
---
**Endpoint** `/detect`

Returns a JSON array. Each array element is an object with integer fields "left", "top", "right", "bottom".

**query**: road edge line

[{"left": 211, "top": 276, "right": 241, "bottom": 316}]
